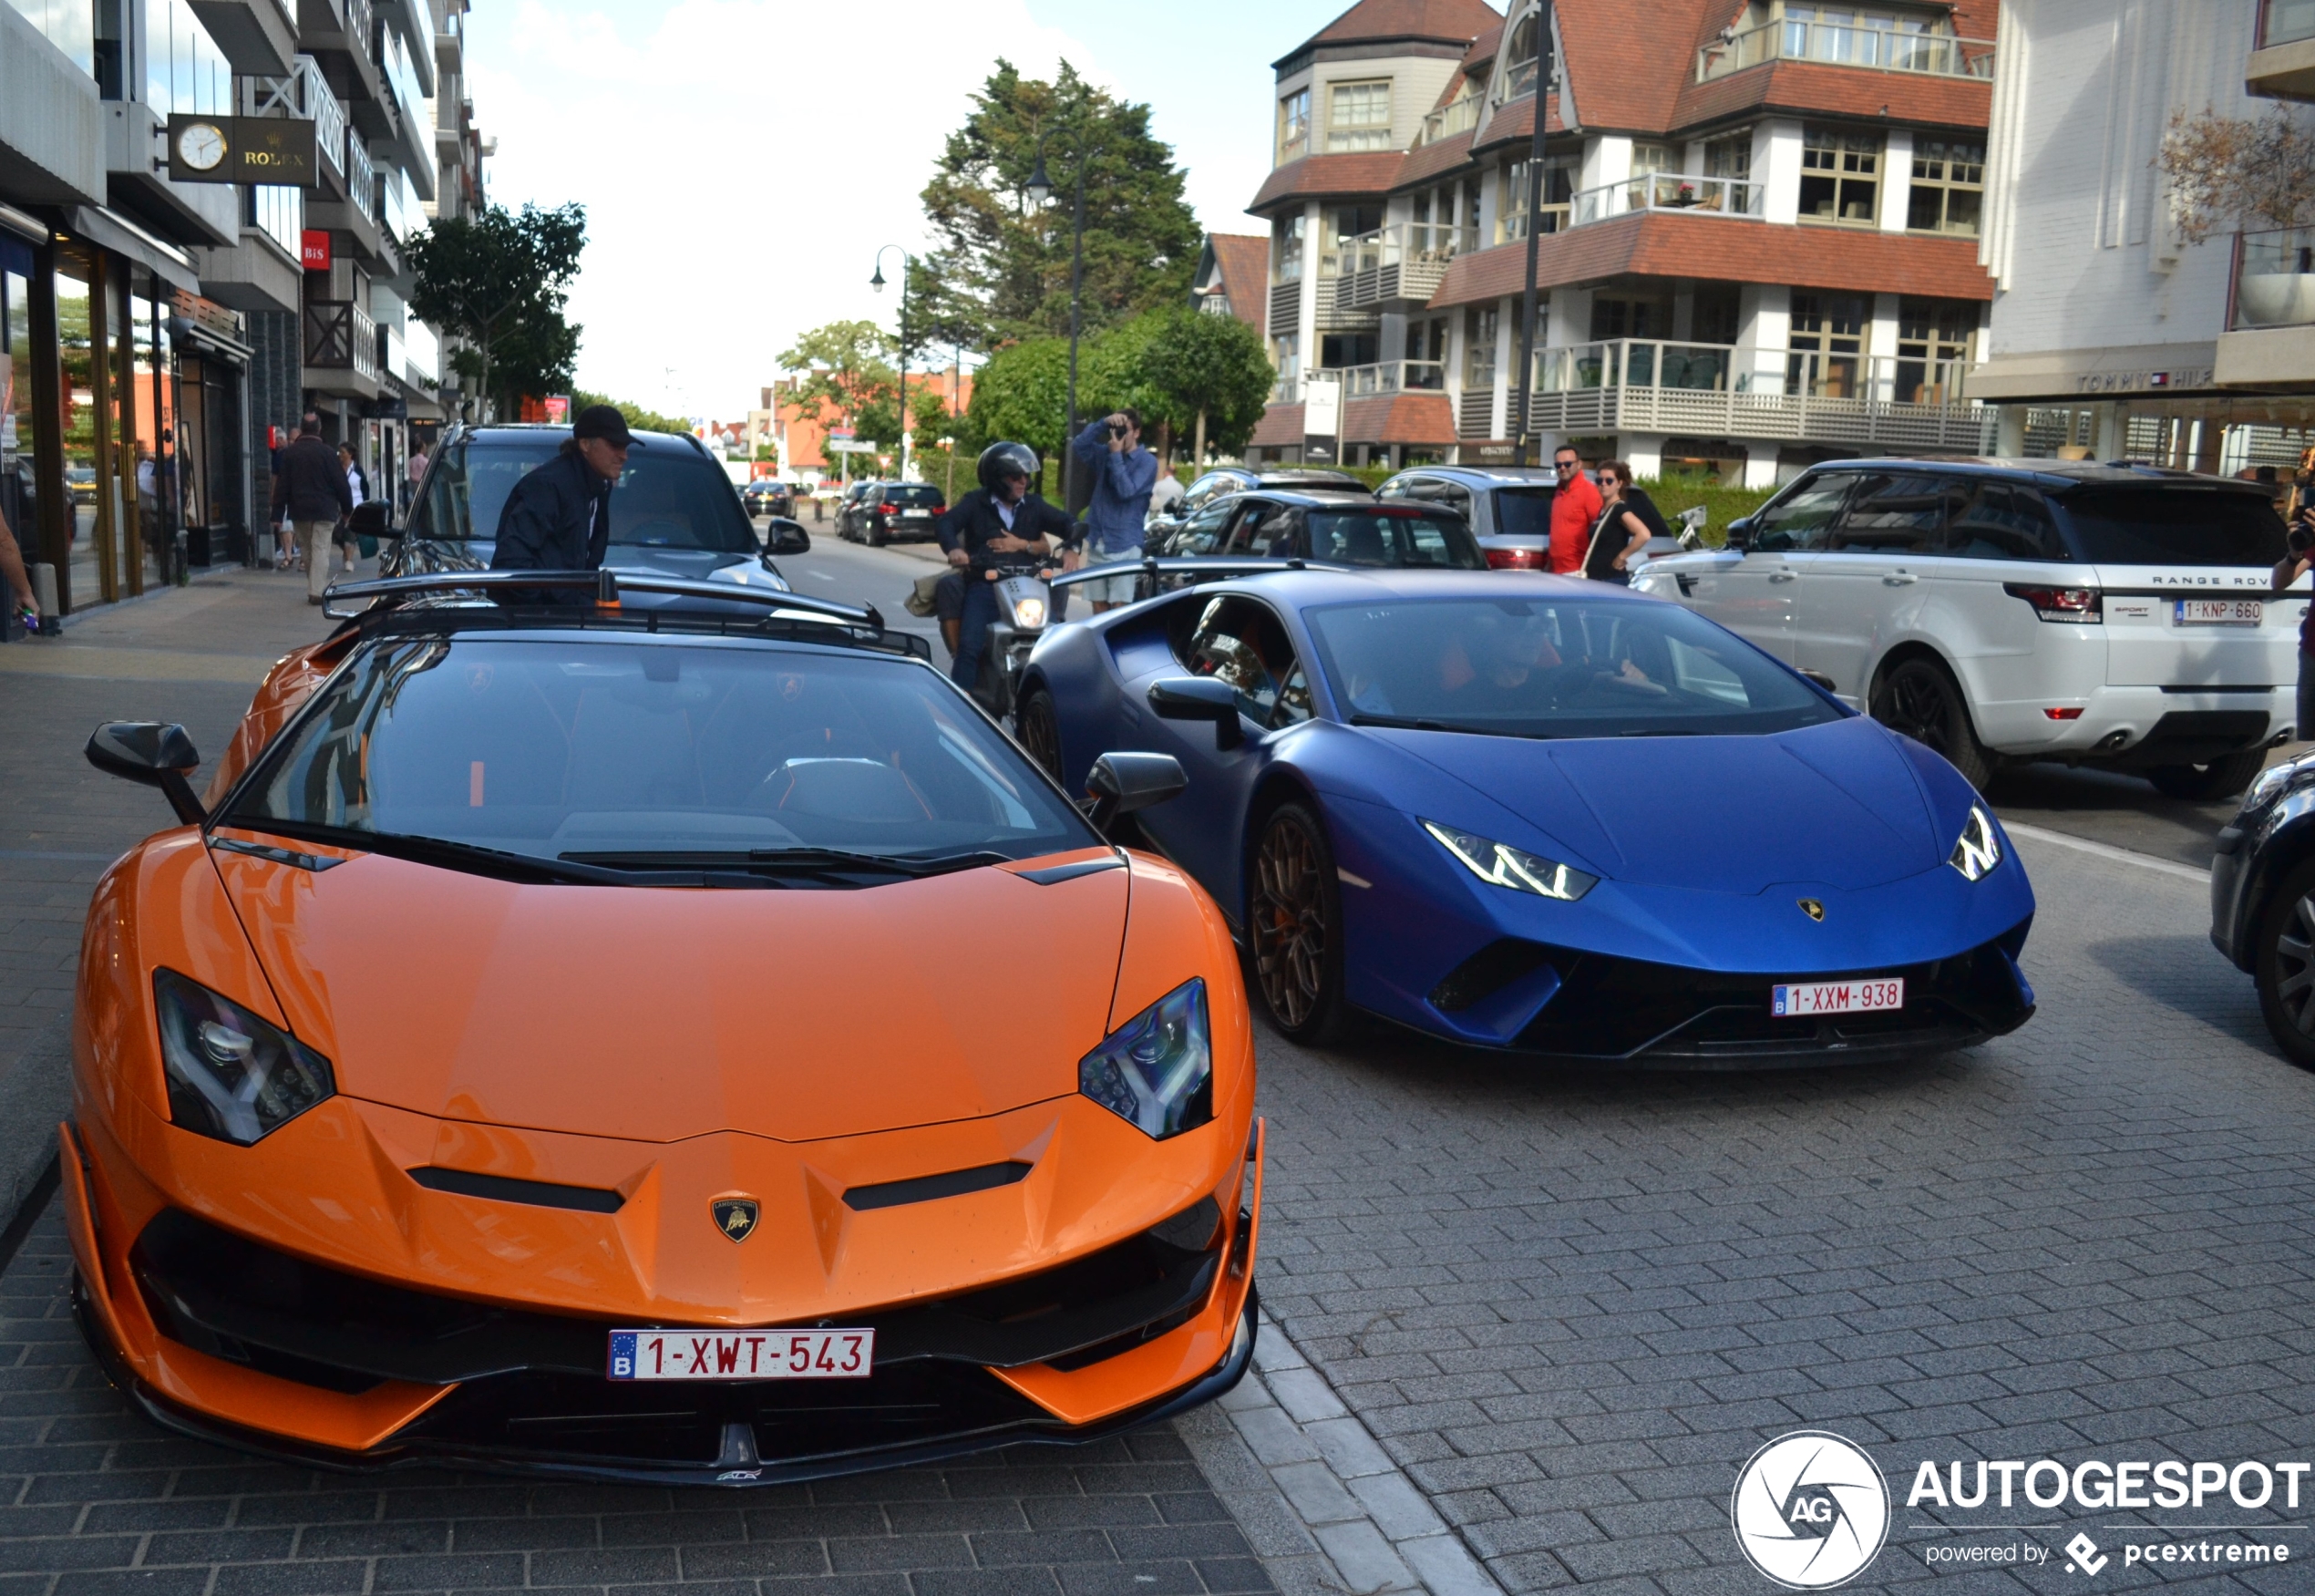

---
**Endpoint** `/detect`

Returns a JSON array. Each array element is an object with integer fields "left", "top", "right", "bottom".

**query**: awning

[{"left": 65, "top": 206, "right": 202, "bottom": 295}]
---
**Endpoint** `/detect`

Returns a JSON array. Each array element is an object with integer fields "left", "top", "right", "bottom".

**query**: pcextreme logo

[{"left": 1731, "top": 1431, "right": 1892, "bottom": 1589}]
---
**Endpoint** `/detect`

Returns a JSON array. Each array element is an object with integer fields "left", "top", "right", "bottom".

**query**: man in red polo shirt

[{"left": 1547, "top": 444, "right": 1602, "bottom": 574}]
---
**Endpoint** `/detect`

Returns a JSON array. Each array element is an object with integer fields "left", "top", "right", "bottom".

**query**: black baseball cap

[{"left": 572, "top": 405, "right": 634, "bottom": 447}]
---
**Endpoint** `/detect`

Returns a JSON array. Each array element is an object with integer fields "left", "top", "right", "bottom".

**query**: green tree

[
  {"left": 570, "top": 389, "right": 692, "bottom": 438},
  {"left": 779, "top": 320, "right": 897, "bottom": 448},
  {"left": 407, "top": 201, "right": 588, "bottom": 417},
  {"left": 1134, "top": 309, "right": 1278, "bottom": 467},
  {"left": 918, "top": 61, "right": 1201, "bottom": 350}
]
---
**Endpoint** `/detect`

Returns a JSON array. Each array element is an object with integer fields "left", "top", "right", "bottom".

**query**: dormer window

[
  {"left": 1327, "top": 81, "right": 1393, "bottom": 152},
  {"left": 1503, "top": 11, "right": 1540, "bottom": 96}
]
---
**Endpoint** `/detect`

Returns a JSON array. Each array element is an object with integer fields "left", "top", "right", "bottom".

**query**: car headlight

[
  {"left": 1423, "top": 819, "right": 1598, "bottom": 901},
  {"left": 1079, "top": 978, "right": 1211, "bottom": 1139},
  {"left": 1006, "top": 593, "right": 1047, "bottom": 630},
  {"left": 152, "top": 970, "right": 334, "bottom": 1145},
  {"left": 1949, "top": 804, "right": 2002, "bottom": 881}
]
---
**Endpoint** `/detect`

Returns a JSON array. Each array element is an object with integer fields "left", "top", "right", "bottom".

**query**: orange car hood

[{"left": 213, "top": 846, "right": 1129, "bottom": 1143}]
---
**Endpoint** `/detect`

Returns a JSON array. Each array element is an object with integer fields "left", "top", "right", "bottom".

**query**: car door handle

[
  {"left": 1883, "top": 571, "right": 1919, "bottom": 586},
  {"left": 1768, "top": 571, "right": 1797, "bottom": 583}
]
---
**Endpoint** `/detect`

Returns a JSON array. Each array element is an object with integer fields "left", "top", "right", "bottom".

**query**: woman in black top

[{"left": 1582, "top": 460, "right": 1656, "bottom": 585}]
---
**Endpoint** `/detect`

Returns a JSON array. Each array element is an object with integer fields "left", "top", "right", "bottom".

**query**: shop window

[
  {"left": 1799, "top": 126, "right": 1881, "bottom": 225},
  {"left": 1907, "top": 136, "right": 1984, "bottom": 235},
  {"left": 1279, "top": 89, "right": 1310, "bottom": 162},
  {"left": 1327, "top": 80, "right": 1393, "bottom": 152}
]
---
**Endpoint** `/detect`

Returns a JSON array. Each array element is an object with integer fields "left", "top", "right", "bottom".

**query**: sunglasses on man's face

[{"left": 1554, "top": 458, "right": 1579, "bottom": 471}]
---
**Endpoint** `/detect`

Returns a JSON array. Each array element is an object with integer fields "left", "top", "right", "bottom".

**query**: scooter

[{"left": 972, "top": 553, "right": 1059, "bottom": 719}]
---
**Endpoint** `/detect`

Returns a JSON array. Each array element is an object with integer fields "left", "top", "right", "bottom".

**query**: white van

[{"left": 1631, "top": 460, "right": 2300, "bottom": 798}]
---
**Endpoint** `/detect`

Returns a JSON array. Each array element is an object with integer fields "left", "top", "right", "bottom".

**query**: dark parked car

[
  {"left": 832, "top": 479, "right": 880, "bottom": 540},
  {"left": 1147, "top": 489, "right": 1487, "bottom": 574},
  {"left": 1375, "top": 466, "right": 1563, "bottom": 569},
  {"left": 374, "top": 424, "right": 808, "bottom": 606},
  {"left": 1145, "top": 467, "right": 1368, "bottom": 545},
  {"left": 740, "top": 479, "right": 795, "bottom": 519},
  {"left": 2213, "top": 753, "right": 2315, "bottom": 1068},
  {"left": 842, "top": 480, "right": 948, "bottom": 546}
]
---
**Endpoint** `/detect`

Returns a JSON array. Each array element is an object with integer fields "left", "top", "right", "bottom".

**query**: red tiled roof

[
  {"left": 1206, "top": 234, "right": 1271, "bottom": 332},
  {"left": 1396, "top": 128, "right": 1476, "bottom": 188},
  {"left": 1250, "top": 153, "right": 1409, "bottom": 212},
  {"left": 1461, "top": 20, "right": 1504, "bottom": 68},
  {"left": 1250, "top": 403, "right": 1306, "bottom": 448},
  {"left": 1555, "top": 0, "right": 1731, "bottom": 134},
  {"left": 1345, "top": 392, "right": 1456, "bottom": 444},
  {"left": 1425, "top": 214, "right": 1995, "bottom": 308},
  {"left": 1278, "top": 0, "right": 1505, "bottom": 66},
  {"left": 1470, "top": 89, "right": 1568, "bottom": 152}
]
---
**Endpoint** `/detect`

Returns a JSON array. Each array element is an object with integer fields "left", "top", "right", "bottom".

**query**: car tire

[
  {"left": 1248, "top": 802, "right": 1346, "bottom": 1045},
  {"left": 2147, "top": 750, "right": 2267, "bottom": 801},
  {"left": 2255, "top": 856, "right": 2315, "bottom": 1070},
  {"left": 1871, "top": 657, "right": 1993, "bottom": 790},
  {"left": 867, "top": 518, "right": 888, "bottom": 549},
  {"left": 1014, "top": 686, "right": 1062, "bottom": 778}
]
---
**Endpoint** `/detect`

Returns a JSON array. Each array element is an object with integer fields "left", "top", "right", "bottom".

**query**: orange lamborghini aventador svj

[{"left": 64, "top": 571, "right": 1260, "bottom": 1484}]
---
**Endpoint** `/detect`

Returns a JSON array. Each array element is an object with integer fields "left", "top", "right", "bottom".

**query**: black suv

[
  {"left": 840, "top": 481, "right": 948, "bottom": 546},
  {"left": 740, "top": 479, "right": 794, "bottom": 519}
]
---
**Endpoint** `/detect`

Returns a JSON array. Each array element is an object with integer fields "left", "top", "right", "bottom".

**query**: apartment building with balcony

[
  {"left": 1971, "top": 0, "right": 2314, "bottom": 472},
  {"left": 1245, "top": 0, "right": 2002, "bottom": 487}
]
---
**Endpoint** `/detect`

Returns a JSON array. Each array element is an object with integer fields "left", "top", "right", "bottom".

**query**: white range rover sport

[{"left": 1631, "top": 459, "right": 2299, "bottom": 798}]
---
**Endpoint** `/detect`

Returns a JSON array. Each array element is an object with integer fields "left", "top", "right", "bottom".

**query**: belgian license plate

[
  {"left": 1772, "top": 977, "right": 1904, "bottom": 1018},
  {"left": 607, "top": 1328, "right": 874, "bottom": 1381},
  {"left": 2175, "top": 599, "right": 2262, "bottom": 626},
  {"left": 902, "top": 511, "right": 931, "bottom": 520}
]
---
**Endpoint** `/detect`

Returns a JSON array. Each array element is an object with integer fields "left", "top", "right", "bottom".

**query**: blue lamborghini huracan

[{"left": 1017, "top": 567, "right": 2035, "bottom": 1065}]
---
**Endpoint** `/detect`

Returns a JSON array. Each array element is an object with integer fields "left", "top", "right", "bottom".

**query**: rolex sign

[{"left": 166, "top": 116, "right": 320, "bottom": 186}]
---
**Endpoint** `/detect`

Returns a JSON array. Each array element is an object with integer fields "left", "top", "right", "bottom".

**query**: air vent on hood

[
  {"left": 406, "top": 1167, "right": 625, "bottom": 1213},
  {"left": 843, "top": 1160, "right": 1032, "bottom": 1211}
]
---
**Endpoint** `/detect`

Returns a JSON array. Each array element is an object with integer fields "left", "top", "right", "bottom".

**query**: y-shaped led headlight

[
  {"left": 1079, "top": 978, "right": 1212, "bottom": 1139},
  {"left": 152, "top": 970, "right": 335, "bottom": 1145},
  {"left": 1424, "top": 820, "right": 1598, "bottom": 901},
  {"left": 1949, "top": 804, "right": 2002, "bottom": 881}
]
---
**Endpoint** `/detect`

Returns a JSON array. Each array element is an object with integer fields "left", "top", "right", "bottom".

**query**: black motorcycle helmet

[{"left": 977, "top": 441, "right": 1040, "bottom": 497}]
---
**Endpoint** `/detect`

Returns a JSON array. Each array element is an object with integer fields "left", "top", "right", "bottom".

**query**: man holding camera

[
  {"left": 2273, "top": 498, "right": 2315, "bottom": 741},
  {"left": 1070, "top": 410, "right": 1158, "bottom": 613}
]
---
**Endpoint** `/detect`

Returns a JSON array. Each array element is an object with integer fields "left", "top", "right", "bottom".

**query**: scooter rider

[{"left": 937, "top": 441, "right": 1075, "bottom": 688}]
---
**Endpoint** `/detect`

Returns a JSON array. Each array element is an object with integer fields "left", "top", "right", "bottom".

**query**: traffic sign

[{"left": 828, "top": 440, "right": 877, "bottom": 454}]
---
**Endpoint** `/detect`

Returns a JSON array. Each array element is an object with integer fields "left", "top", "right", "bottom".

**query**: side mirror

[
  {"left": 1725, "top": 515, "right": 1754, "bottom": 553},
  {"left": 765, "top": 518, "right": 810, "bottom": 556},
  {"left": 1085, "top": 752, "right": 1188, "bottom": 832},
  {"left": 348, "top": 500, "right": 395, "bottom": 541},
  {"left": 1147, "top": 676, "right": 1244, "bottom": 750},
  {"left": 87, "top": 721, "right": 205, "bottom": 825}
]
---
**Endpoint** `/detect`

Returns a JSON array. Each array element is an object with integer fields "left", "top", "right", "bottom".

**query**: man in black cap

[{"left": 489, "top": 405, "right": 633, "bottom": 582}]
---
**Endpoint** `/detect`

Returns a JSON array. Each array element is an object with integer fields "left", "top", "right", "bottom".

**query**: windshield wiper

[
  {"left": 221, "top": 819, "right": 676, "bottom": 887},
  {"left": 562, "top": 847, "right": 1011, "bottom": 880},
  {"left": 1350, "top": 713, "right": 1466, "bottom": 733}
]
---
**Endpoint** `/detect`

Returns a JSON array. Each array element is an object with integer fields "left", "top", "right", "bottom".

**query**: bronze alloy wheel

[
  {"left": 1249, "top": 803, "right": 1343, "bottom": 1042},
  {"left": 1014, "top": 688, "right": 1061, "bottom": 778}
]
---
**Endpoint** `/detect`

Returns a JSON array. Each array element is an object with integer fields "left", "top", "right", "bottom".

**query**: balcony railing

[
  {"left": 304, "top": 299, "right": 378, "bottom": 382},
  {"left": 1497, "top": 204, "right": 1572, "bottom": 243},
  {"left": 1569, "top": 172, "right": 1765, "bottom": 228},
  {"left": 1334, "top": 223, "right": 1476, "bottom": 311},
  {"left": 345, "top": 130, "right": 377, "bottom": 221},
  {"left": 2232, "top": 226, "right": 2315, "bottom": 330},
  {"left": 2262, "top": 0, "right": 2315, "bottom": 46},
  {"left": 1697, "top": 19, "right": 1994, "bottom": 81},
  {"left": 1528, "top": 338, "right": 1988, "bottom": 449},
  {"left": 1415, "top": 93, "right": 1481, "bottom": 147},
  {"left": 1334, "top": 361, "right": 1446, "bottom": 397}
]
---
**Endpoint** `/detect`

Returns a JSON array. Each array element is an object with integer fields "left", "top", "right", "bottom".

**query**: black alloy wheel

[
  {"left": 1248, "top": 803, "right": 1345, "bottom": 1045},
  {"left": 867, "top": 512, "right": 889, "bottom": 548},
  {"left": 1014, "top": 687, "right": 1062, "bottom": 778},
  {"left": 2146, "top": 750, "right": 2268, "bottom": 801},
  {"left": 1870, "top": 657, "right": 1993, "bottom": 790},
  {"left": 2256, "top": 857, "right": 2315, "bottom": 1070}
]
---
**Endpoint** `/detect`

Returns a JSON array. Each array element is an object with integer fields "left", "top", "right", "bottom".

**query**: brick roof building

[{"left": 1240, "top": 0, "right": 2002, "bottom": 482}]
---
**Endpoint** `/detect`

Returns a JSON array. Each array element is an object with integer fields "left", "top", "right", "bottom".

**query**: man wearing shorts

[{"left": 1069, "top": 410, "right": 1158, "bottom": 612}]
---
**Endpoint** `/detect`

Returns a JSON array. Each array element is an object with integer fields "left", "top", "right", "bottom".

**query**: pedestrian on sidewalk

[
  {"left": 1546, "top": 445, "right": 1602, "bottom": 575},
  {"left": 269, "top": 417, "right": 352, "bottom": 604},
  {"left": 336, "top": 443, "right": 367, "bottom": 577},
  {"left": 0, "top": 501, "right": 40, "bottom": 633},
  {"left": 1069, "top": 409, "right": 1158, "bottom": 613},
  {"left": 1581, "top": 461, "right": 1655, "bottom": 586}
]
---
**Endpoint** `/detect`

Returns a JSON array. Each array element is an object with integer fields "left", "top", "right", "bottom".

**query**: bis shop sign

[
  {"left": 1727, "top": 1430, "right": 2302, "bottom": 1588},
  {"left": 165, "top": 115, "right": 319, "bottom": 186}
]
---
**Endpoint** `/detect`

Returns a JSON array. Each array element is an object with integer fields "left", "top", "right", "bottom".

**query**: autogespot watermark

[{"left": 1729, "top": 1434, "right": 2303, "bottom": 1587}]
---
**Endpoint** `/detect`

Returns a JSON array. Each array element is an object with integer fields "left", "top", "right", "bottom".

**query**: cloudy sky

[{"left": 463, "top": 0, "right": 1368, "bottom": 421}]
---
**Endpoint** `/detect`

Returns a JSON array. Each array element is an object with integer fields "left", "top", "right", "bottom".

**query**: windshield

[
  {"left": 1305, "top": 596, "right": 1842, "bottom": 739},
  {"left": 1307, "top": 510, "right": 1485, "bottom": 569},
  {"left": 2057, "top": 488, "right": 2287, "bottom": 568},
  {"left": 1492, "top": 487, "right": 1556, "bottom": 537},
  {"left": 884, "top": 485, "right": 944, "bottom": 508},
  {"left": 226, "top": 638, "right": 1096, "bottom": 874},
  {"left": 407, "top": 440, "right": 758, "bottom": 554}
]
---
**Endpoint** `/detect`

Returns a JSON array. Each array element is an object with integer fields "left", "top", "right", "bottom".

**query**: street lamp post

[
  {"left": 1025, "top": 134, "right": 1088, "bottom": 508},
  {"left": 1514, "top": 4, "right": 1558, "bottom": 469},
  {"left": 870, "top": 245, "right": 911, "bottom": 480}
]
